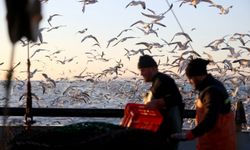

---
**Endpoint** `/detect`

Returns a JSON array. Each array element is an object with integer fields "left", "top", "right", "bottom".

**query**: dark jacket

[
  {"left": 191, "top": 74, "right": 231, "bottom": 137},
  {"left": 150, "top": 72, "right": 183, "bottom": 137},
  {"left": 150, "top": 72, "right": 183, "bottom": 109}
]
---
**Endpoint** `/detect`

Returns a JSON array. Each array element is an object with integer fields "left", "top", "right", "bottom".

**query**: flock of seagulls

[
  {"left": 1, "top": 0, "right": 249, "bottom": 99},
  {"left": 177, "top": 0, "right": 233, "bottom": 15},
  {"left": 1, "top": 1, "right": 247, "bottom": 80},
  {"left": 1, "top": 0, "right": 247, "bottom": 83},
  {"left": 0, "top": 0, "right": 249, "bottom": 128}
]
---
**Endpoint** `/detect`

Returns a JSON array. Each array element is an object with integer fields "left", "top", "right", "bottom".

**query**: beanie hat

[
  {"left": 185, "top": 58, "right": 210, "bottom": 78},
  {"left": 138, "top": 55, "right": 158, "bottom": 69}
]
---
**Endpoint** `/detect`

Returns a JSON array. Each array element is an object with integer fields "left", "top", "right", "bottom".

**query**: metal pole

[{"left": 25, "top": 41, "right": 34, "bottom": 130}]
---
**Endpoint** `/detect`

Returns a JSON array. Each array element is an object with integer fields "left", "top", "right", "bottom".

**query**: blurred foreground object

[{"left": 5, "top": 0, "right": 42, "bottom": 44}]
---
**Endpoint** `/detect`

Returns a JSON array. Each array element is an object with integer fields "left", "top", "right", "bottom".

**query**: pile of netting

[{"left": 8, "top": 122, "right": 168, "bottom": 150}]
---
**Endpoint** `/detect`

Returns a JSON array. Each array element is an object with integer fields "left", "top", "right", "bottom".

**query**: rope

[{"left": 164, "top": 0, "right": 195, "bottom": 52}]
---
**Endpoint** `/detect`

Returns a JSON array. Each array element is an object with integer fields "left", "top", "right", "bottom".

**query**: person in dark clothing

[
  {"left": 138, "top": 55, "right": 184, "bottom": 150},
  {"left": 171, "top": 58, "right": 236, "bottom": 150}
]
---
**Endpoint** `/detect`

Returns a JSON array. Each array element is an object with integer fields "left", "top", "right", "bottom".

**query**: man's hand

[{"left": 171, "top": 131, "right": 194, "bottom": 141}]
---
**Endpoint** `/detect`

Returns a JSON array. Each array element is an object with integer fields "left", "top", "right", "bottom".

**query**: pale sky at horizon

[{"left": 0, "top": 0, "right": 250, "bottom": 81}]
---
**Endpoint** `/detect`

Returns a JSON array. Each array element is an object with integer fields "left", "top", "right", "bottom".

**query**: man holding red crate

[{"left": 138, "top": 55, "right": 184, "bottom": 150}]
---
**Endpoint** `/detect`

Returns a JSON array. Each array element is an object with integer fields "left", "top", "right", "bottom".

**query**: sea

[{"left": 0, "top": 76, "right": 249, "bottom": 131}]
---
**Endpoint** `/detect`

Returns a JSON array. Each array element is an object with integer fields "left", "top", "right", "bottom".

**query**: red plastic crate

[{"left": 121, "top": 103, "right": 163, "bottom": 132}]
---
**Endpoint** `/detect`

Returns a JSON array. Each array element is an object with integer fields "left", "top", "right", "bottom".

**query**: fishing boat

[{"left": 1, "top": 0, "right": 249, "bottom": 149}]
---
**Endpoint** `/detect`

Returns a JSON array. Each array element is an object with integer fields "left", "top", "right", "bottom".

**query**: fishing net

[{"left": 8, "top": 121, "right": 168, "bottom": 150}]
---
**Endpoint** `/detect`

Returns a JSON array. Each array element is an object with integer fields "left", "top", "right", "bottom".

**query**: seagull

[
  {"left": 130, "top": 48, "right": 151, "bottom": 56},
  {"left": 1, "top": 62, "right": 21, "bottom": 73},
  {"left": 136, "top": 42, "right": 164, "bottom": 49},
  {"left": 205, "top": 35, "right": 228, "bottom": 51},
  {"left": 130, "top": 20, "right": 166, "bottom": 29},
  {"left": 37, "top": 27, "right": 48, "bottom": 43},
  {"left": 79, "top": 0, "right": 98, "bottom": 14},
  {"left": 136, "top": 27, "right": 159, "bottom": 37},
  {"left": 130, "top": 20, "right": 151, "bottom": 29},
  {"left": 141, "top": 12, "right": 165, "bottom": 21},
  {"left": 19, "top": 39, "right": 29, "bottom": 47},
  {"left": 42, "top": 73, "right": 56, "bottom": 87},
  {"left": 77, "top": 28, "right": 88, "bottom": 34},
  {"left": 204, "top": 44, "right": 220, "bottom": 51},
  {"left": 141, "top": 3, "right": 173, "bottom": 21},
  {"left": 47, "top": 14, "right": 62, "bottom": 27},
  {"left": 56, "top": 56, "right": 77, "bottom": 64},
  {"left": 178, "top": 0, "right": 214, "bottom": 8},
  {"left": 136, "top": 42, "right": 154, "bottom": 49},
  {"left": 221, "top": 59, "right": 233, "bottom": 71},
  {"left": 125, "top": 1, "right": 146, "bottom": 9},
  {"left": 116, "top": 28, "right": 132, "bottom": 37},
  {"left": 112, "top": 36, "right": 137, "bottom": 47},
  {"left": 232, "top": 59, "right": 250, "bottom": 68},
  {"left": 30, "top": 41, "right": 48, "bottom": 48},
  {"left": 233, "top": 33, "right": 250, "bottom": 39},
  {"left": 202, "top": 51, "right": 214, "bottom": 62},
  {"left": 44, "top": 50, "right": 65, "bottom": 61},
  {"left": 50, "top": 50, "right": 65, "bottom": 56},
  {"left": 160, "top": 38, "right": 169, "bottom": 45},
  {"left": 47, "top": 25, "right": 66, "bottom": 32},
  {"left": 191, "top": 27, "right": 196, "bottom": 31},
  {"left": 106, "top": 37, "right": 118, "bottom": 48},
  {"left": 239, "top": 46, "right": 250, "bottom": 53},
  {"left": 170, "top": 32, "right": 192, "bottom": 42},
  {"left": 180, "top": 50, "right": 201, "bottom": 58},
  {"left": 221, "top": 44, "right": 243, "bottom": 58},
  {"left": 20, "top": 69, "right": 42, "bottom": 78},
  {"left": 178, "top": 57, "right": 191, "bottom": 74},
  {"left": 81, "top": 34, "right": 99, "bottom": 44},
  {"left": 19, "top": 92, "right": 39, "bottom": 102},
  {"left": 168, "top": 40, "right": 191, "bottom": 51},
  {"left": 209, "top": 4, "right": 233, "bottom": 15},
  {"left": 30, "top": 49, "right": 50, "bottom": 58},
  {"left": 124, "top": 48, "right": 132, "bottom": 60},
  {"left": 229, "top": 36, "right": 249, "bottom": 46}
]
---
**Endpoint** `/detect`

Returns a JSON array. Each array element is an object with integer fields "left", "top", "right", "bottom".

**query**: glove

[{"left": 171, "top": 131, "right": 194, "bottom": 141}]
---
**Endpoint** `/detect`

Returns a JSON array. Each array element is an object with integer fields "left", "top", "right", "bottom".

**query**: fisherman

[
  {"left": 137, "top": 55, "right": 184, "bottom": 150},
  {"left": 171, "top": 58, "right": 236, "bottom": 150}
]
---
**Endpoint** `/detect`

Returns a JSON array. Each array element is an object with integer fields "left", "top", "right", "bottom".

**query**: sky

[{"left": 0, "top": 0, "right": 250, "bottom": 81}]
